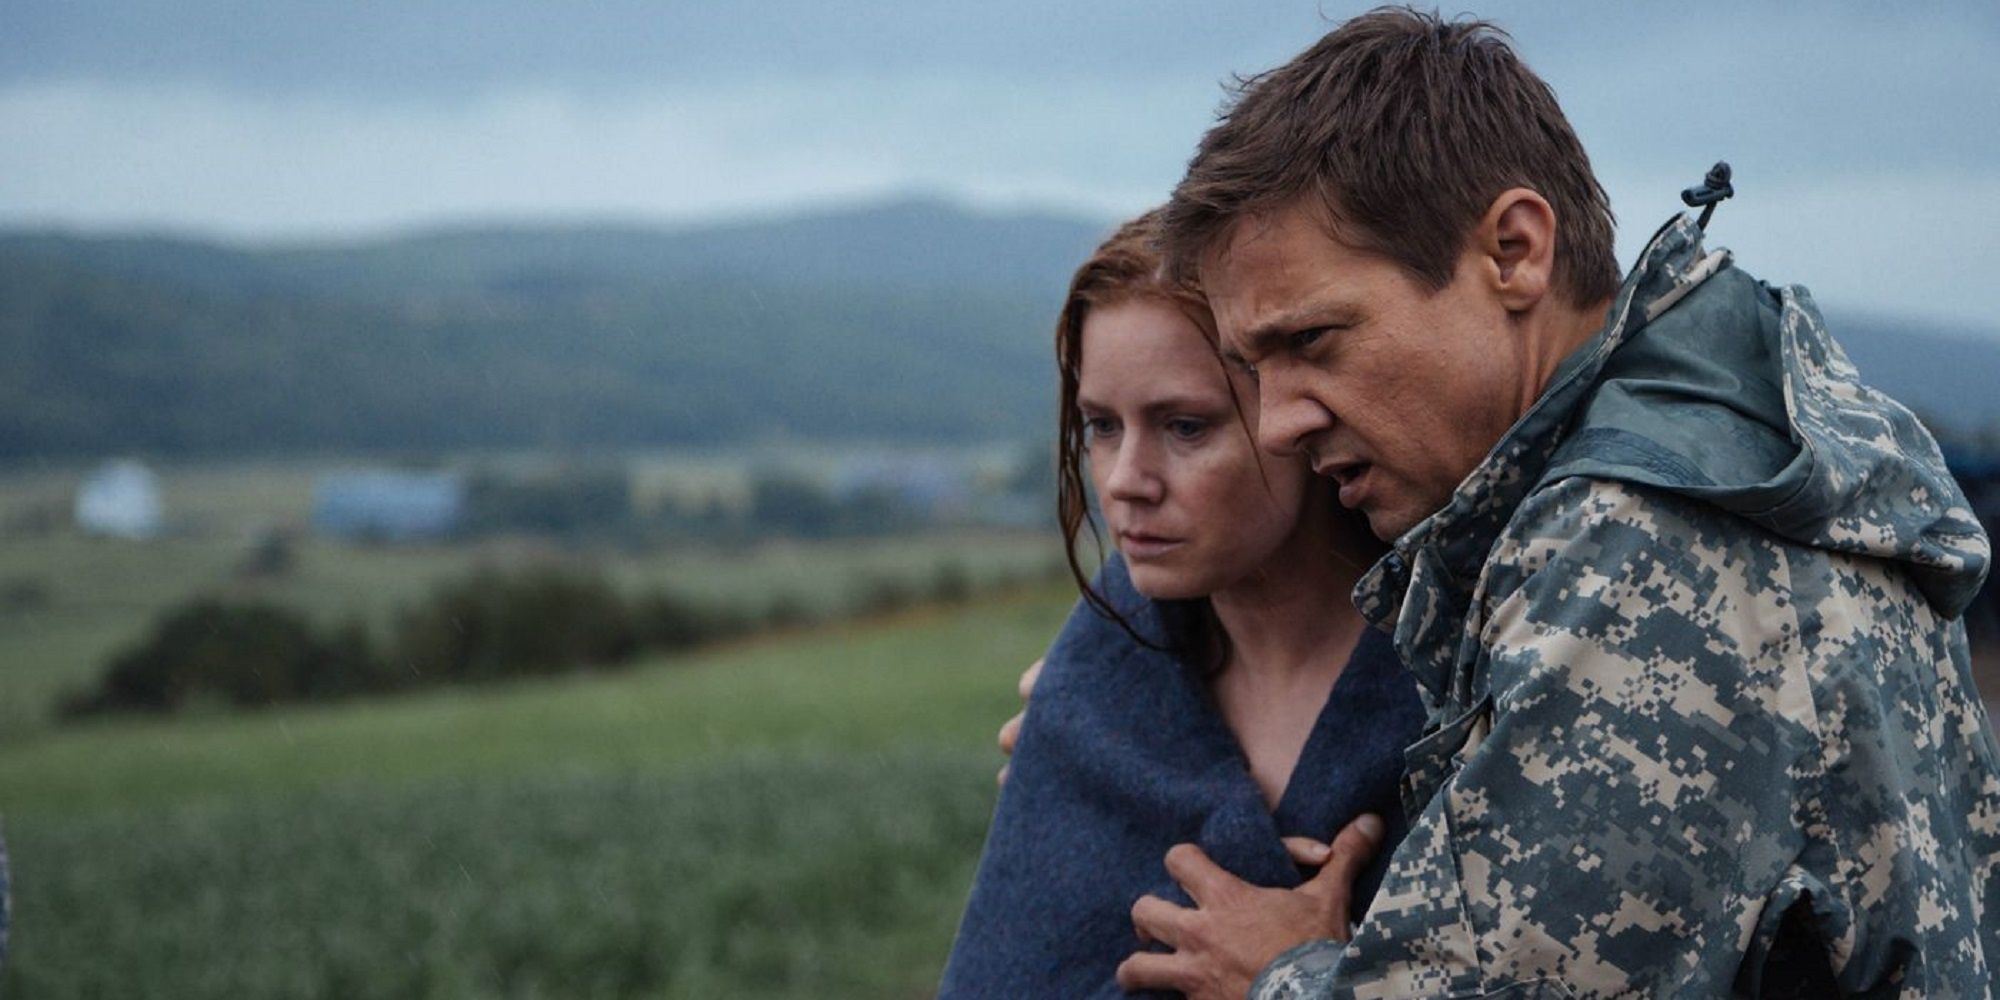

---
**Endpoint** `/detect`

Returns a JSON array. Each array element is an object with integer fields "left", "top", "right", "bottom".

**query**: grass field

[
  {"left": 0, "top": 456, "right": 1073, "bottom": 997},
  {"left": 1, "top": 591, "right": 1072, "bottom": 998}
]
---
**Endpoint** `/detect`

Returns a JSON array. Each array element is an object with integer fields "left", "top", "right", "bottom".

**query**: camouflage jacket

[{"left": 1253, "top": 215, "right": 2000, "bottom": 998}]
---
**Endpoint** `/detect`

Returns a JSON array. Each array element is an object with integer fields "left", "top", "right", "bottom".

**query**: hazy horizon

[{"left": 7, "top": 1, "right": 1998, "bottom": 329}]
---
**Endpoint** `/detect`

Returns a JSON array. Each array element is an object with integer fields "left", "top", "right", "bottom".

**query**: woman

[{"left": 938, "top": 211, "right": 1424, "bottom": 998}]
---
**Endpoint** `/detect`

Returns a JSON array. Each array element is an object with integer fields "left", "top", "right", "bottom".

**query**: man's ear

[{"left": 1476, "top": 188, "right": 1557, "bottom": 313}]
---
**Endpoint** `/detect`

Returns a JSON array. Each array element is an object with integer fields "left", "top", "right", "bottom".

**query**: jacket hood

[{"left": 1543, "top": 216, "right": 1991, "bottom": 618}]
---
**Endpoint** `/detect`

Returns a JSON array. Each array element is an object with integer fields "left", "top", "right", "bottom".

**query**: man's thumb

[
  {"left": 1306, "top": 813, "right": 1386, "bottom": 912},
  {"left": 1320, "top": 813, "right": 1385, "bottom": 877}
]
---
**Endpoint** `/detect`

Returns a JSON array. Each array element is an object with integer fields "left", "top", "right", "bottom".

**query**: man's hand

[
  {"left": 995, "top": 657, "right": 1043, "bottom": 786},
  {"left": 1114, "top": 813, "right": 1386, "bottom": 999}
]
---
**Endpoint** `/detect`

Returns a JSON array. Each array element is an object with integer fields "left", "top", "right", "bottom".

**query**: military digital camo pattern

[{"left": 1254, "top": 215, "right": 2000, "bottom": 998}]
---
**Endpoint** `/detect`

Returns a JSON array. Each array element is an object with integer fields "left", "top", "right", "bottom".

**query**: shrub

[
  {"left": 235, "top": 529, "right": 297, "bottom": 579},
  {"left": 391, "top": 566, "right": 641, "bottom": 683},
  {"left": 463, "top": 467, "right": 637, "bottom": 540},
  {"left": 852, "top": 575, "right": 915, "bottom": 617},
  {"left": 0, "top": 576, "right": 51, "bottom": 612},
  {"left": 64, "top": 601, "right": 388, "bottom": 716},
  {"left": 748, "top": 474, "right": 842, "bottom": 539},
  {"left": 931, "top": 560, "right": 973, "bottom": 604},
  {"left": 761, "top": 593, "right": 817, "bottom": 630},
  {"left": 633, "top": 589, "right": 725, "bottom": 650},
  {"left": 62, "top": 550, "right": 1023, "bottom": 721},
  {"left": 64, "top": 566, "right": 650, "bottom": 720}
]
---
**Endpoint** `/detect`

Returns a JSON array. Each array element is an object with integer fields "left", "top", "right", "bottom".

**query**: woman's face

[{"left": 1077, "top": 297, "right": 1317, "bottom": 600}]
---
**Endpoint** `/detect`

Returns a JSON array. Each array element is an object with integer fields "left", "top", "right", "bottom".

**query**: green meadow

[
  {"left": 0, "top": 461, "right": 1074, "bottom": 998},
  {"left": 3, "top": 597, "right": 1068, "bottom": 998}
]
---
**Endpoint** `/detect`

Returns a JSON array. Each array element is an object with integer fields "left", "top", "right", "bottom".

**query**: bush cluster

[
  {"left": 65, "top": 602, "right": 383, "bottom": 714},
  {"left": 462, "top": 467, "right": 636, "bottom": 541},
  {"left": 391, "top": 568, "right": 644, "bottom": 683},
  {"left": 61, "top": 567, "right": 726, "bottom": 718},
  {"left": 62, "top": 556, "right": 1061, "bottom": 720}
]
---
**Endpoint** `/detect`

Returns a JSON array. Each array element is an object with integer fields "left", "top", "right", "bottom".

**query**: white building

[{"left": 75, "top": 460, "right": 164, "bottom": 538}]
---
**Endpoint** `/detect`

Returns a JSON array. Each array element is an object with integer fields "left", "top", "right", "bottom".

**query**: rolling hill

[
  {"left": 0, "top": 199, "right": 1108, "bottom": 457},
  {"left": 1, "top": 199, "right": 1994, "bottom": 460}
]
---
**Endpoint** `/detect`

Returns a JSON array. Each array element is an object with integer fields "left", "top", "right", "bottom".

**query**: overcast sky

[{"left": 5, "top": 1, "right": 1998, "bottom": 330}]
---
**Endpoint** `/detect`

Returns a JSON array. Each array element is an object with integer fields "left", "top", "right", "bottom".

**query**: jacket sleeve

[{"left": 1254, "top": 477, "right": 1821, "bottom": 999}]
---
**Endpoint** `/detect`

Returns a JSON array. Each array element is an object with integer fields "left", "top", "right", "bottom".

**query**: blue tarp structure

[{"left": 312, "top": 470, "right": 464, "bottom": 542}]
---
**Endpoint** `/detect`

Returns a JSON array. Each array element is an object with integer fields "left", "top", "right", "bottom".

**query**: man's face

[{"left": 1204, "top": 199, "right": 1529, "bottom": 541}]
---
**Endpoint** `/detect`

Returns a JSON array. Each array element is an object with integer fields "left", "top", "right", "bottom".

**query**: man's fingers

[
  {"left": 1018, "top": 657, "right": 1044, "bottom": 700},
  {"left": 995, "top": 656, "right": 1044, "bottom": 785},
  {"left": 1304, "top": 813, "right": 1387, "bottom": 935},
  {"left": 1163, "top": 843, "right": 1240, "bottom": 908},
  {"left": 998, "top": 711, "right": 1024, "bottom": 755},
  {"left": 1282, "top": 835, "right": 1333, "bottom": 867},
  {"left": 995, "top": 707, "right": 1025, "bottom": 785},
  {"left": 1129, "top": 893, "right": 1193, "bottom": 947},
  {"left": 1324, "top": 813, "right": 1387, "bottom": 872},
  {"left": 1114, "top": 950, "right": 1191, "bottom": 994}
]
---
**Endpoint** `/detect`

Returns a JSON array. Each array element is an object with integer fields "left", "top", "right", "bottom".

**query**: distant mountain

[
  {"left": 267, "top": 198, "right": 1112, "bottom": 298},
  {"left": 0, "top": 199, "right": 1111, "bottom": 459},
  {"left": 0, "top": 199, "right": 1994, "bottom": 461},
  {"left": 4, "top": 197, "right": 1108, "bottom": 303},
  {"left": 1820, "top": 312, "right": 2000, "bottom": 439}
]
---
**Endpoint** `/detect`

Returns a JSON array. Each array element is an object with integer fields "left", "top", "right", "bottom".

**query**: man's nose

[
  {"left": 1254, "top": 369, "right": 1332, "bottom": 459},
  {"left": 1103, "top": 435, "right": 1164, "bottom": 504}
]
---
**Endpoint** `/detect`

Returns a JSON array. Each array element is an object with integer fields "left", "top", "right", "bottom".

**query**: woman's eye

[
  {"left": 1165, "top": 418, "right": 1207, "bottom": 440},
  {"left": 1083, "top": 416, "right": 1118, "bottom": 439}
]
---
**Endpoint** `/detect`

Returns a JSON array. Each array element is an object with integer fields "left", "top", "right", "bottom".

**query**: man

[{"left": 1114, "top": 9, "right": 2000, "bottom": 998}]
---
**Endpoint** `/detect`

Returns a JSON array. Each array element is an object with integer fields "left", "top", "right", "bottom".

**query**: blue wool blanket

[{"left": 939, "top": 555, "right": 1425, "bottom": 999}]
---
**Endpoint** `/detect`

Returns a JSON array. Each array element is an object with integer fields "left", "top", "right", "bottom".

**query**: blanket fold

[{"left": 940, "top": 555, "right": 1424, "bottom": 999}]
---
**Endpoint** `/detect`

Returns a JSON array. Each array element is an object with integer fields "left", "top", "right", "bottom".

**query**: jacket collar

[{"left": 1354, "top": 214, "right": 1721, "bottom": 707}]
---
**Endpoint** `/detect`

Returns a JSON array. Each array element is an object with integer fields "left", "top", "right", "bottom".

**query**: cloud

[
  {"left": 0, "top": 75, "right": 1208, "bottom": 236},
  {"left": 2, "top": 2, "right": 1996, "bottom": 329},
  {"left": 0, "top": 0, "right": 1326, "bottom": 96}
]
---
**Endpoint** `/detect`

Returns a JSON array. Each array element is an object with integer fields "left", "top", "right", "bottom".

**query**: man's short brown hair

[{"left": 1162, "top": 6, "right": 1621, "bottom": 308}]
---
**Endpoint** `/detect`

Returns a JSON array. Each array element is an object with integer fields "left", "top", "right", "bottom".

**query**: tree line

[{"left": 61, "top": 558, "right": 1060, "bottom": 720}]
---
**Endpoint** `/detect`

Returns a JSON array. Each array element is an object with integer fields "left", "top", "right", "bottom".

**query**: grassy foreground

[{"left": 0, "top": 591, "right": 1072, "bottom": 998}]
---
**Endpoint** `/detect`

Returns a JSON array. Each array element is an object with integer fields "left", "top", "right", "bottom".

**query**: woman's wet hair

[{"left": 1053, "top": 209, "right": 1237, "bottom": 670}]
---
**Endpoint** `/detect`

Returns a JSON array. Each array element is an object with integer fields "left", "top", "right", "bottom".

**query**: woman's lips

[{"left": 1118, "top": 531, "right": 1184, "bottom": 560}]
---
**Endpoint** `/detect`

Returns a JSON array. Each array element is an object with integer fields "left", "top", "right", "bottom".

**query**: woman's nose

[{"left": 1103, "top": 437, "right": 1164, "bottom": 504}]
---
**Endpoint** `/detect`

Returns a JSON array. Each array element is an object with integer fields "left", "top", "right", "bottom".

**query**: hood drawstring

[{"left": 1681, "top": 161, "right": 1735, "bottom": 231}]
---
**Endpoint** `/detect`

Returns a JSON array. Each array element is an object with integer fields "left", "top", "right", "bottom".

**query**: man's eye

[
  {"left": 1288, "top": 327, "right": 1329, "bottom": 352},
  {"left": 1228, "top": 356, "right": 1259, "bottom": 381}
]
